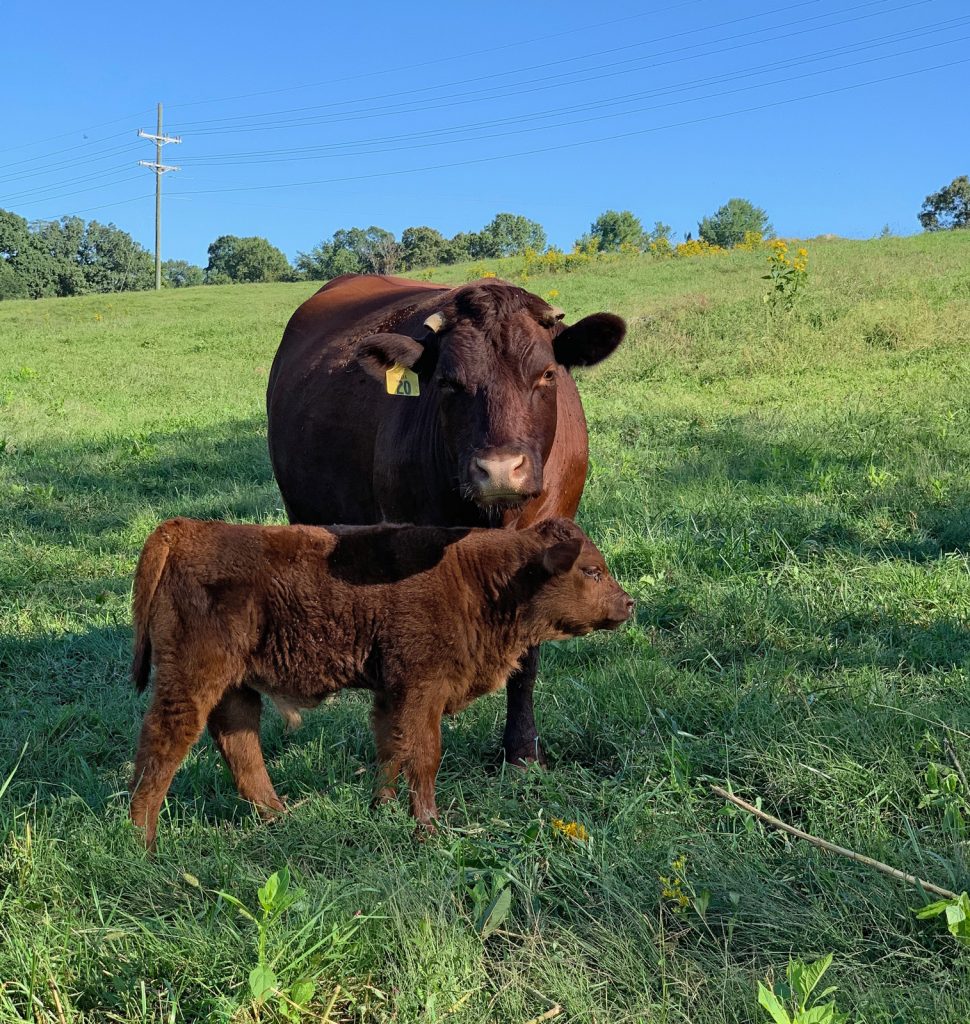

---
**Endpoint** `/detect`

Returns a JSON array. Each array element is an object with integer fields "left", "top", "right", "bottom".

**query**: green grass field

[{"left": 1, "top": 232, "right": 970, "bottom": 1023}]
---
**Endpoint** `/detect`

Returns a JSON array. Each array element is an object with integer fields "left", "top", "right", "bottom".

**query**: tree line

[{"left": 1, "top": 176, "right": 965, "bottom": 299}]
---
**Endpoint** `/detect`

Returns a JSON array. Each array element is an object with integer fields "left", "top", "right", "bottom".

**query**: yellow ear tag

[{"left": 385, "top": 364, "right": 420, "bottom": 397}]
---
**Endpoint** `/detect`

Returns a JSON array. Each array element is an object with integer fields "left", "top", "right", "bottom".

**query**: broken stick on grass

[{"left": 710, "top": 784, "right": 959, "bottom": 900}]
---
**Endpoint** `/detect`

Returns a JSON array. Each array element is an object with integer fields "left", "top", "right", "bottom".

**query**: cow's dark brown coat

[
  {"left": 266, "top": 274, "right": 626, "bottom": 764},
  {"left": 129, "top": 516, "right": 632, "bottom": 847}
]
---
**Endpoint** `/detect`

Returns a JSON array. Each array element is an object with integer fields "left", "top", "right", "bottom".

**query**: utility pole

[{"left": 138, "top": 103, "right": 181, "bottom": 290}]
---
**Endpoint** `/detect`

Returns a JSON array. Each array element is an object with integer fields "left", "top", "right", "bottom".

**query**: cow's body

[
  {"left": 266, "top": 274, "right": 625, "bottom": 763},
  {"left": 128, "top": 516, "right": 632, "bottom": 847}
]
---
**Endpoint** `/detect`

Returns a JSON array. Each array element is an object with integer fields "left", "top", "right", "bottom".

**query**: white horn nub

[
  {"left": 423, "top": 312, "right": 447, "bottom": 333},
  {"left": 540, "top": 306, "right": 566, "bottom": 326}
]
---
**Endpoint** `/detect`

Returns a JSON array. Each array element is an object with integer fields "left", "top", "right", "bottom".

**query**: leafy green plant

[
  {"left": 919, "top": 762, "right": 969, "bottom": 839},
  {"left": 763, "top": 240, "right": 809, "bottom": 313},
  {"left": 915, "top": 892, "right": 970, "bottom": 947},
  {"left": 213, "top": 868, "right": 365, "bottom": 1020},
  {"left": 447, "top": 818, "right": 549, "bottom": 938},
  {"left": 758, "top": 954, "right": 849, "bottom": 1024},
  {"left": 216, "top": 868, "right": 313, "bottom": 1015}
]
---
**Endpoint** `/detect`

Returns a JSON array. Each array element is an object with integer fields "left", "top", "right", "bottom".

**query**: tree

[
  {"left": 698, "top": 198, "right": 771, "bottom": 248},
  {"left": 0, "top": 210, "right": 32, "bottom": 298},
  {"left": 647, "top": 221, "right": 673, "bottom": 246},
  {"left": 585, "top": 210, "right": 645, "bottom": 252},
  {"left": 162, "top": 259, "right": 205, "bottom": 288},
  {"left": 359, "top": 226, "right": 400, "bottom": 275},
  {"left": 78, "top": 220, "right": 154, "bottom": 293},
  {"left": 296, "top": 226, "right": 399, "bottom": 280},
  {"left": 476, "top": 213, "right": 546, "bottom": 258},
  {"left": 443, "top": 231, "right": 480, "bottom": 264},
  {"left": 206, "top": 234, "right": 291, "bottom": 283},
  {"left": 296, "top": 230, "right": 363, "bottom": 280},
  {"left": 400, "top": 226, "right": 447, "bottom": 270},
  {"left": 0, "top": 213, "right": 153, "bottom": 299},
  {"left": 919, "top": 175, "right": 970, "bottom": 231}
]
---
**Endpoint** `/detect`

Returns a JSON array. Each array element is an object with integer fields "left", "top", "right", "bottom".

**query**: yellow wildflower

[
  {"left": 482, "top": 271, "right": 497, "bottom": 279},
  {"left": 552, "top": 818, "right": 589, "bottom": 841},
  {"left": 547, "top": 289, "right": 559, "bottom": 299},
  {"left": 659, "top": 855, "right": 690, "bottom": 912}
]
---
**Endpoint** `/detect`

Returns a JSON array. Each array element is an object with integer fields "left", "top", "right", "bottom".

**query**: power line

[
  {"left": 0, "top": 0, "right": 718, "bottom": 161},
  {"left": 166, "top": 56, "right": 968, "bottom": 200},
  {"left": 138, "top": 104, "right": 181, "bottom": 291},
  {"left": 0, "top": 131, "right": 139, "bottom": 174},
  {"left": 0, "top": 112, "right": 153, "bottom": 158},
  {"left": 175, "top": 19, "right": 969, "bottom": 168},
  {"left": 0, "top": 171, "right": 144, "bottom": 207},
  {"left": 0, "top": 0, "right": 922, "bottom": 175},
  {"left": 65, "top": 193, "right": 158, "bottom": 217},
  {"left": 164, "top": 0, "right": 713, "bottom": 112},
  {"left": 173, "top": 0, "right": 918, "bottom": 135},
  {"left": 0, "top": 141, "right": 140, "bottom": 187}
]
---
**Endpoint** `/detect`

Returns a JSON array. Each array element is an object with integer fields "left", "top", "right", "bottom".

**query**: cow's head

[{"left": 356, "top": 281, "right": 625, "bottom": 510}]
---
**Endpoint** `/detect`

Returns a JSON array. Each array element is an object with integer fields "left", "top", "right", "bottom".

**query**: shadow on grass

[
  {"left": 607, "top": 415, "right": 970, "bottom": 561},
  {"left": 2, "top": 407, "right": 968, "bottom": 808},
  {"left": 1, "top": 415, "right": 280, "bottom": 561}
]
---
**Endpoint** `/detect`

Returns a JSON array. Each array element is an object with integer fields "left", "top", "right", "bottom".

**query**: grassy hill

[{"left": 1, "top": 232, "right": 969, "bottom": 1022}]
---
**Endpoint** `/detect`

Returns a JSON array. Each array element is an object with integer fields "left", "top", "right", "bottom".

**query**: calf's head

[
  {"left": 522, "top": 518, "right": 634, "bottom": 639},
  {"left": 357, "top": 282, "right": 625, "bottom": 509}
]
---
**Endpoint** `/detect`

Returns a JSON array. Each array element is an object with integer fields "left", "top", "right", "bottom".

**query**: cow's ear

[
  {"left": 356, "top": 333, "right": 426, "bottom": 380},
  {"left": 541, "top": 537, "right": 582, "bottom": 575},
  {"left": 553, "top": 313, "right": 626, "bottom": 368}
]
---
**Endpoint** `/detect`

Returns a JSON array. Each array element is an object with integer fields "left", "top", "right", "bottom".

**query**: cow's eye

[
  {"left": 582, "top": 566, "right": 603, "bottom": 581},
  {"left": 538, "top": 367, "right": 557, "bottom": 385},
  {"left": 438, "top": 377, "right": 462, "bottom": 393}
]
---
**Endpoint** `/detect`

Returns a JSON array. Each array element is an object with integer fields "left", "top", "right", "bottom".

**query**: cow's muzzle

[{"left": 467, "top": 446, "right": 541, "bottom": 505}]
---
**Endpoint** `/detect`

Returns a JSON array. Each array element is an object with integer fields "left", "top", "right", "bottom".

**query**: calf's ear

[
  {"left": 541, "top": 537, "right": 583, "bottom": 575},
  {"left": 553, "top": 312, "right": 626, "bottom": 368},
  {"left": 356, "top": 333, "right": 426, "bottom": 380}
]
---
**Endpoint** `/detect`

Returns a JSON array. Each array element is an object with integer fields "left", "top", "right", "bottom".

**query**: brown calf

[{"left": 129, "top": 516, "right": 632, "bottom": 847}]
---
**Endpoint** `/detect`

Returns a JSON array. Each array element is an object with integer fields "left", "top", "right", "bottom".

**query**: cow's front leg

[{"left": 502, "top": 646, "right": 546, "bottom": 767}]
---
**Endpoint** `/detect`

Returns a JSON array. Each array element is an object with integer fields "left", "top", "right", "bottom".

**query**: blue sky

[{"left": 2, "top": 0, "right": 967, "bottom": 265}]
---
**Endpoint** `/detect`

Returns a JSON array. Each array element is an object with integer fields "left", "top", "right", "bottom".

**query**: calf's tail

[{"left": 131, "top": 523, "right": 173, "bottom": 692}]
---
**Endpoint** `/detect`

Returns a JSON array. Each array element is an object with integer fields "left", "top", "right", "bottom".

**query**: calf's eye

[
  {"left": 582, "top": 566, "right": 602, "bottom": 581},
  {"left": 539, "top": 367, "right": 557, "bottom": 384}
]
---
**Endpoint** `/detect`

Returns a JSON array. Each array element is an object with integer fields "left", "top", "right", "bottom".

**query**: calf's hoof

[
  {"left": 255, "top": 796, "right": 286, "bottom": 820},
  {"left": 371, "top": 787, "right": 398, "bottom": 810},
  {"left": 413, "top": 819, "right": 437, "bottom": 841}
]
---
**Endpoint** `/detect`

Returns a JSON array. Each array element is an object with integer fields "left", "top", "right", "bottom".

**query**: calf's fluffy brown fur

[{"left": 129, "top": 516, "right": 632, "bottom": 847}]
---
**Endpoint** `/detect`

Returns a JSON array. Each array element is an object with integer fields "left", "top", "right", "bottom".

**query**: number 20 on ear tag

[{"left": 386, "top": 363, "right": 420, "bottom": 397}]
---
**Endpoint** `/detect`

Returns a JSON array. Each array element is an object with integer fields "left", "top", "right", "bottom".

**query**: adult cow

[{"left": 266, "top": 273, "right": 625, "bottom": 765}]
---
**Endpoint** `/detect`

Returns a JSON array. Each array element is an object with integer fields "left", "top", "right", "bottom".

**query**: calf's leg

[
  {"left": 207, "top": 685, "right": 284, "bottom": 817},
  {"left": 130, "top": 651, "right": 240, "bottom": 849},
  {"left": 371, "top": 694, "right": 402, "bottom": 807},
  {"left": 131, "top": 683, "right": 224, "bottom": 849},
  {"left": 371, "top": 693, "right": 443, "bottom": 827},
  {"left": 502, "top": 646, "right": 545, "bottom": 767},
  {"left": 398, "top": 699, "right": 444, "bottom": 828}
]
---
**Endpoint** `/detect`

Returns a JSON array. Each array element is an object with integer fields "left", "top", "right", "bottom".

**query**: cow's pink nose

[
  {"left": 470, "top": 452, "right": 533, "bottom": 494},
  {"left": 475, "top": 453, "right": 525, "bottom": 480}
]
